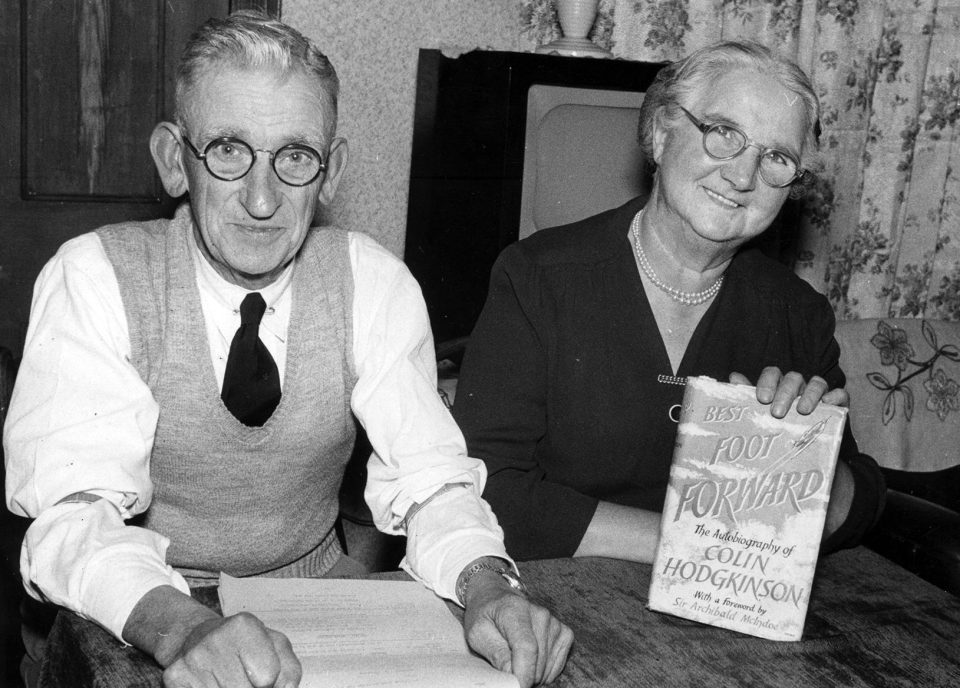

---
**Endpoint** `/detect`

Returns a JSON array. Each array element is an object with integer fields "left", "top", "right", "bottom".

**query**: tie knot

[{"left": 239, "top": 292, "right": 267, "bottom": 326}]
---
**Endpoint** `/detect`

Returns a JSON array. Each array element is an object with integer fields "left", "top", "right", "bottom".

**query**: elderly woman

[{"left": 451, "top": 40, "right": 884, "bottom": 562}]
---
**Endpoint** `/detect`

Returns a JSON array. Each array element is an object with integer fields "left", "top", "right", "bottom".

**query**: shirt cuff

[
  {"left": 81, "top": 551, "right": 191, "bottom": 642},
  {"left": 399, "top": 486, "right": 511, "bottom": 604},
  {"left": 22, "top": 500, "right": 190, "bottom": 641}
]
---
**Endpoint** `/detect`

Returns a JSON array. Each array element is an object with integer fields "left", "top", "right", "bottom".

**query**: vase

[
  {"left": 557, "top": 0, "right": 599, "bottom": 39},
  {"left": 536, "top": 0, "right": 611, "bottom": 58}
]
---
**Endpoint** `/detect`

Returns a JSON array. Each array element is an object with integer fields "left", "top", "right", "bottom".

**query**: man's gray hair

[
  {"left": 637, "top": 40, "right": 821, "bottom": 170},
  {"left": 175, "top": 10, "right": 339, "bottom": 132}
]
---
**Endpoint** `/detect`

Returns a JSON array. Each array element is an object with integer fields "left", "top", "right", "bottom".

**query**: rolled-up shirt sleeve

[
  {"left": 348, "top": 233, "right": 510, "bottom": 602},
  {"left": 3, "top": 234, "right": 188, "bottom": 640}
]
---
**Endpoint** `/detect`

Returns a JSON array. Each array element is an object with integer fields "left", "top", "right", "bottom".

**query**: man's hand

[
  {"left": 730, "top": 367, "right": 849, "bottom": 418},
  {"left": 162, "top": 613, "right": 302, "bottom": 688},
  {"left": 124, "top": 585, "right": 302, "bottom": 688},
  {"left": 460, "top": 562, "right": 574, "bottom": 687}
]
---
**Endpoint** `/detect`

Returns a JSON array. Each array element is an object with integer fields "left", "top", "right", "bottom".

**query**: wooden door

[{"left": 0, "top": 0, "right": 279, "bottom": 356}]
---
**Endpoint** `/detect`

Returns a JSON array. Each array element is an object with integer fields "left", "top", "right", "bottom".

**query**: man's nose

[
  {"left": 240, "top": 156, "right": 281, "bottom": 218},
  {"left": 720, "top": 146, "right": 760, "bottom": 191}
]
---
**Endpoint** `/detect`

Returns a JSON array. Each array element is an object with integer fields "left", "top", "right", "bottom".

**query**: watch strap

[{"left": 456, "top": 560, "right": 527, "bottom": 605}]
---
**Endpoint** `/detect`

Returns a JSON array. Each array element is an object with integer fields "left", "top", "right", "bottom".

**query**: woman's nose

[{"left": 720, "top": 147, "right": 761, "bottom": 191}]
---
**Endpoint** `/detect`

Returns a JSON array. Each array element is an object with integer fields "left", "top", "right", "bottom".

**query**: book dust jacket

[{"left": 647, "top": 376, "right": 847, "bottom": 641}]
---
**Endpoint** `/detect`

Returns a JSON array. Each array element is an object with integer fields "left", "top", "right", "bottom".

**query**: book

[
  {"left": 647, "top": 376, "right": 847, "bottom": 641},
  {"left": 218, "top": 574, "right": 518, "bottom": 688}
]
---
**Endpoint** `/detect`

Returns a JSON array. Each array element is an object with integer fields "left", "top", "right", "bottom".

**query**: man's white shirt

[{"left": 4, "top": 227, "right": 508, "bottom": 640}]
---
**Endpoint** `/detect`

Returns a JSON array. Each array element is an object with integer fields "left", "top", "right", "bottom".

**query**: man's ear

[
  {"left": 150, "top": 122, "right": 189, "bottom": 198},
  {"left": 317, "top": 137, "right": 349, "bottom": 206}
]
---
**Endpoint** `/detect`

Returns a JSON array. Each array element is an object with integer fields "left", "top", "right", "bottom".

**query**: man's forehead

[{"left": 180, "top": 63, "right": 333, "bottom": 141}]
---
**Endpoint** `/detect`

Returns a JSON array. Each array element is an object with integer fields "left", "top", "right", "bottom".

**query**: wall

[
  {"left": 0, "top": 1, "right": 529, "bottom": 357},
  {"left": 286, "top": 0, "right": 528, "bottom": 256}
]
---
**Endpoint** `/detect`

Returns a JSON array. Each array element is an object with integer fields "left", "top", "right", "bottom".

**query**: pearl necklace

[{"left": 630, "top": 211, "right": 724, "bottom": 306}]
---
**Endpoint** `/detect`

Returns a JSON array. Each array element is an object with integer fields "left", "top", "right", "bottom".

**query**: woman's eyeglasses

[{"left": 678, "top": 106, "right": 805, "bottom": 188}]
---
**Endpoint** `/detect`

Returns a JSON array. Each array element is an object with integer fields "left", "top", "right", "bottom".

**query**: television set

[
  {"left": 404, "top": 49, "right": 664, "bottom": 344},
  {"left": 519, "top": 83, "right": 653, "bottom": 240}
]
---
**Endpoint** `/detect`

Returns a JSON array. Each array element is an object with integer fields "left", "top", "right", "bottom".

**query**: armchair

[
  {"left": 835, "top": 318, "right": 960, "bottom": 595},
  {"left": 1, "top": 346, "right": 27, "bottom": 684}
]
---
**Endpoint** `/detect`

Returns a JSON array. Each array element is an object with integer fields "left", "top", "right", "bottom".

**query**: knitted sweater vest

[{"left": 98, "top": 206, "right": 357, "bottom": 579}]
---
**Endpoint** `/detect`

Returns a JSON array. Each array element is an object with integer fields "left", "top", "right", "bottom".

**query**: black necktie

[{"left": 221, "top": 292, "right": 281, "bottom": 426}]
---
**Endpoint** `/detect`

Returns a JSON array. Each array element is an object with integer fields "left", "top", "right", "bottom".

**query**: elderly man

[{"left": 4, "top": 11, "right": 572, "bottom": 688}]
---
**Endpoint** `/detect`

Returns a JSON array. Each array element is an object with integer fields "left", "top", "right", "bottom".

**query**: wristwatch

[{"left": 456, "top": 560, "right": 528, "bottom": 605}]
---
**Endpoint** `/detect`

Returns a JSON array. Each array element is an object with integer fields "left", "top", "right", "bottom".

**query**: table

[{"left": 38, "top": 547, "right": 960, "bottom": 687}]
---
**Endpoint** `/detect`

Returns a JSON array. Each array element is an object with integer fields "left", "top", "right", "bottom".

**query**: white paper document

[{"left": 218, "top": 574, "right": 519, "bottom": 688}]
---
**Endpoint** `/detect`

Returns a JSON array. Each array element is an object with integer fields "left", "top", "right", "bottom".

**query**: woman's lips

[{"left": 704, "top": 187, "right": 741, "bottom": 208}]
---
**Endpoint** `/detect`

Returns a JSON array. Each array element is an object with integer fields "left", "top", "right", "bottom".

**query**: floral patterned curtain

[{"left": 522, "top": 0, "right": 960, "bottom": 321}]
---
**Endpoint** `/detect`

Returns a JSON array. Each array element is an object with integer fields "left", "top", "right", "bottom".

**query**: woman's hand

[{"left": 729, "top": 367, "right": 849, "bottom": 418}]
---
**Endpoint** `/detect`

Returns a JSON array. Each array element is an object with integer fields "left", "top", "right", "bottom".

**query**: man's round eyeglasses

[
  {"left": 678, "top": 106, "right": 805, "bottom": 188},
  {"left": 181, "top": 135, "right": 327, "bottom": 187}
]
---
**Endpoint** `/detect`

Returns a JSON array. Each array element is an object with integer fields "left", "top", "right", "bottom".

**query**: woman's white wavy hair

[{"left": 637, "top": 40, "right": 822, "bottom": 195}]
